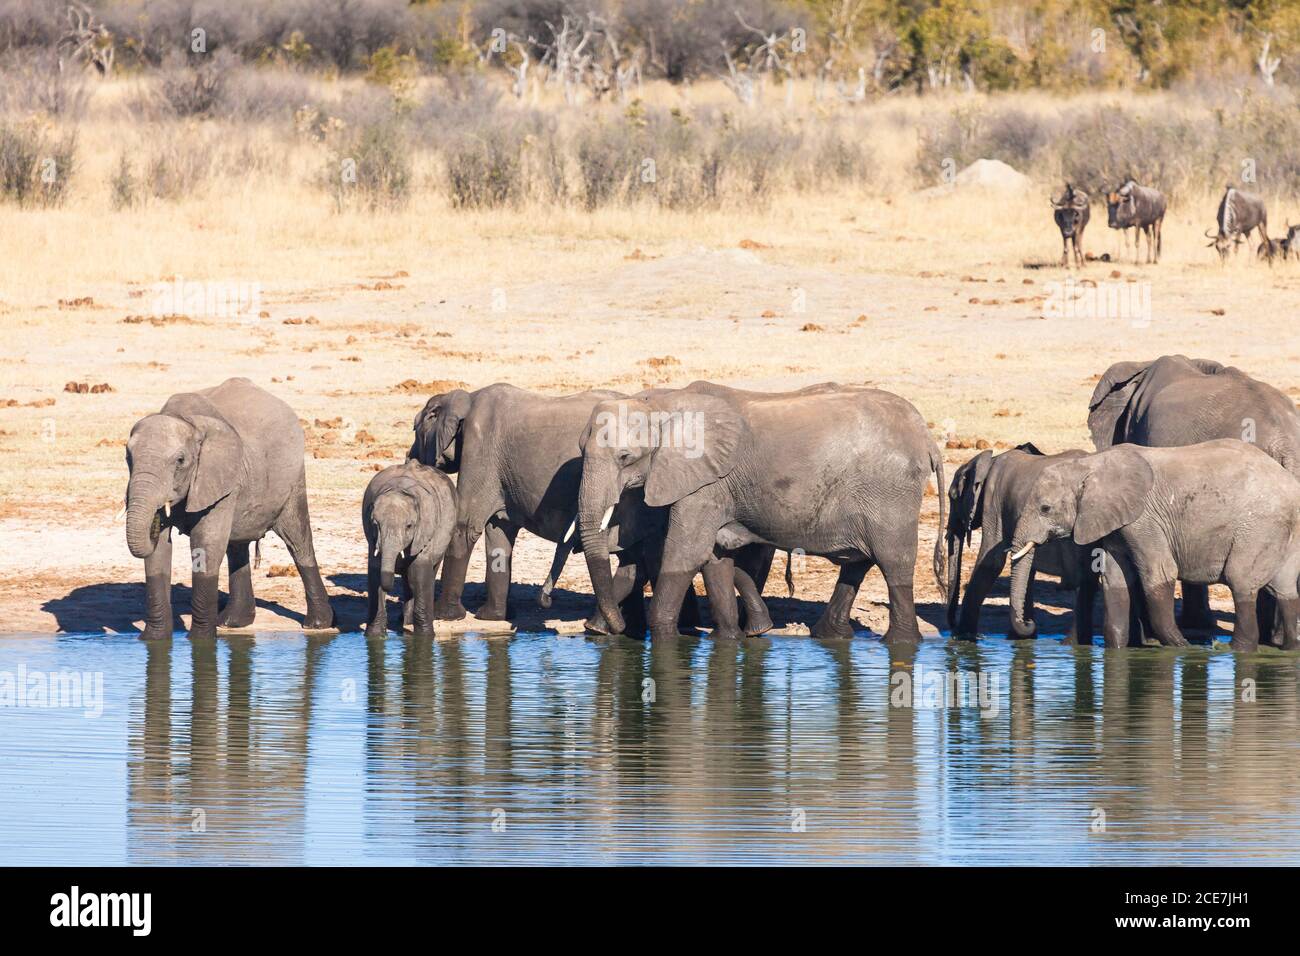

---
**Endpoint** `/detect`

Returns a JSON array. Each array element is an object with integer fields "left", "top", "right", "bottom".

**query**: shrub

[
  {"left": 328, "top": 121, "right": 412, "bottom": 211},
  {"left": 109, "top": 151, "right": 137, "bottom": 209},
  {"left": 0, "top": 120, "right": 75, "bottom": 206},
  {"left": 0, "top": 50, "right": 91, "bottom": 118}
]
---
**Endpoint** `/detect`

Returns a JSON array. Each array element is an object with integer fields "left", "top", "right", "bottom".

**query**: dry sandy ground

[{"left": 2, "top": 187, "right": 1298, "bottom": 638}]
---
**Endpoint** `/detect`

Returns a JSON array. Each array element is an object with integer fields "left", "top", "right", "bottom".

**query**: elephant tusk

[
  {"left": 563, "top": 517, "right": 576, "bottom": 543},
  {"left": 114, "top": 504, "right": 127, "bottom": 522},
  {"left": 163, "top": 501, "right": 171, "bottom": 519},
  {"left": 1010, "top": 543, "right": 1034, "bottom": 561},
  {"left": 599, "top": 506, "right": 614, "bottom": 532}
]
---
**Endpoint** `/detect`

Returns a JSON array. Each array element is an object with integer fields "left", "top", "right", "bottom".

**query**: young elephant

[
  {"left": 945, "top": 443, "right": 1098, "bottom": 642},
  {"left": 124, "top": 378, "right": 334, "bottom": 640},
  {"left": 1007, "top": 441, "right": 1300, "bottom": 651},
  {"left": 362, "top": 461, "right": 456, "bottom": 638}
]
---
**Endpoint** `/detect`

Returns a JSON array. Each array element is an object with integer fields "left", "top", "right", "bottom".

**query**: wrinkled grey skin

[
  {"left": 577, "top": 381, "right": 946, "bottom": 644},
  {"left": 410, "top": 383, "right": 772, "bottom": 635},
  {"left": 1106, "top": 179, "right": 1166, "bottom": 263},
  {"left": 1089, "top": 354, "right": 1300, "bottom": 636},
  {"left": 1008, "top": 441, "right": 1300, "bottom": 651},
  {"left": 1052, "top": 183, "right": 1090, "bottom": 268},
  {"left": 125, "top": 377, "right": 334, "bottom": 640},
  {"left": 362, "top": 461, "right": 456, "bottom": 638},
  {"left": 946, "top": 443, "right": 1097, "bottom": 642}
]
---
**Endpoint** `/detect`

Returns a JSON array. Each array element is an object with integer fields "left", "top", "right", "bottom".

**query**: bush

[
  {"left": 145, "top": 137, "right": 216, "bottom": 201},
  {"left": 154, "top": 49, "right": 238, "bottom": 118},
  {"left": 328, "top": 121, "right": 412, "bottom": 211},
  {"left": 0, "top": 120, "right": 75, "bottom": 206},
  {"left": 0, "top": 50, "right": 91, "bottom": 118},
  {"left": 109, "top": 151, "right": 137, "bottom": 210}
]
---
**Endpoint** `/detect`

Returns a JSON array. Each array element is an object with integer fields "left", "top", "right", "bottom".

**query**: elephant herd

[{"left": 122, "top": 355, "right": 1300, "bottom": 651}]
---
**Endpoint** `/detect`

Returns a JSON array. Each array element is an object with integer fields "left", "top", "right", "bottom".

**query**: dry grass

[{"left": 2, "top": 75, "right": 1299, "bottom": 634}]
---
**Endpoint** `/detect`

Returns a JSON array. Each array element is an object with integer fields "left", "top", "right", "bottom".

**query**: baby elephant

[
  {"left": 1008, "top": 440, "right": 1300, "bottom": 651},
  {"left": 946, "top": 443, "right": 1098, "bottom": 642},
  {"left": 125, "top": 378, "right": 334, "bottom": 640},
  {"left": 363, "top": 461, "right": 456, "bottom": 638}
]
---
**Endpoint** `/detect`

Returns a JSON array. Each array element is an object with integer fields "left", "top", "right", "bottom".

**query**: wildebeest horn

[{"left": 1204, "top": 228, "right": 1217, "bottom": 239}]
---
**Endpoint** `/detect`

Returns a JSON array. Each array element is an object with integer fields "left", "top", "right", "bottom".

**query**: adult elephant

[
  {"left": 409, "top": 383, "right": 773, "bottom": 633},
  {"left": 124, "top": 377, "right": 334, "bottom": 640},
  {"left": 1007, "top": 441, "right": 1300, "bottom": 651},
  {"left": 1088, "top": 354, "right": 1300, "bottom": 635},
  {"left": 576, "top": 381, "right": 946, "bottom": 643}
]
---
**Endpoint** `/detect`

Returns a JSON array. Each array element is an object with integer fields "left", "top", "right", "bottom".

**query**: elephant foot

[
  {"left": 434, "top": 601, "right": 468, "bottom": 622},
  {"left": 1230, "top": 635, "right": 1260, "bottom": 653},
  {"left": 707, "top": 624, "right": 745, "bottom": 641},
  {"left": 584, "top": 614, "right": 611, "bottom": 636},
  {"left": 303, "top": 606, "right": 335, "bottom": 630},
  {"left": 954, "top": 630, "right": 979, "bottom": 642},
  {"left": 1160, "top": 632, "right": 1190, "bottom": 648},
  {"left": 410, "top": 622, "right": 436, "bottom": 638},
  {"left": 365, "top": 624, "right": 388, "bottom": 639},
  {"left": 743, "top": 608, "right": 774, "bottom": 637},
  {"left": 476, "top": 605, "right": 511, "bottom": 622},
  {"left": 811, "top": 617, "right": 855, "bottom": 641},
  {"left": 139, "top": 624, "right": 174, "bottom": 641},
  {"left": 187, "top": 625, "right": 218, "bottom": 642},
  {"left": 217, "top": 602, "right": 256, "bottom": 629},
  {"left": 648, "top": 625, "right": 682, "bottom": 641},
  {"left": 882, "top": 622, "right": 922, "bottom": 645}
]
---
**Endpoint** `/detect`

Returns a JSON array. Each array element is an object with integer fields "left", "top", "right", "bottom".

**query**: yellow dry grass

[{"left": 1, "top": 77, "right": 1298, "bottom": 635}]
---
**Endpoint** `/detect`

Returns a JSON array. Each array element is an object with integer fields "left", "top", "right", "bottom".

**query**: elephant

[
  {"left": 1007, "top": 441, "right": 1300, "bottom": 651},
  {"left": 124, "top": 377, "right": 334, "bottom": 640},
  {"left": 409, "top": 383, "right": 774, "bottom": 635},
  {"left": 945, "top": 443, "right": 1098, "bottom": 642},
  {"left": 363, "top": 460, "right": 456, "bottom": 638},
  {"left": 575, "top": 381, "right": 947, "bottom": 644},
  {"left": 1088, "top": 354, "right": 1300, "bottom": 636}
]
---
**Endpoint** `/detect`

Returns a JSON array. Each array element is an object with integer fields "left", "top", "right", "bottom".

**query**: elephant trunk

[
  {"left": 1008, "top": 543, "right": 1037, "bottom": 638},
  {"left": 126, "top": 472, "right": 167, "bottom": 559},
  {"left": 945, "top": 532, "right": 964, "bottom": 631},
  {"left": 378, "top": 529, "right": 403, "bottom": 592},
  {"left": 578, "top": 464, "right": 624, "bottom": 635}
]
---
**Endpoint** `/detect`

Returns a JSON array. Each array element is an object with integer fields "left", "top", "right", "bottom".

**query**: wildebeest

[
  {"left": 1051, "top": 183, "right": 1090, "bottom": 268},
  {"left": 1257, "top": 237, "right": 1286, "bottom": 263},
  {"left": 1106, "top": 178, "right": 1166, "bottom": 263},
  {"left": 1206, "top": 185, "right": 1268, "bottom": 262}
]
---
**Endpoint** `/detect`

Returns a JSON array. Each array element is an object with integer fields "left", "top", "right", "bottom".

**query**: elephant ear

[
  {"left": 1087, "top": 360, "right": 1151, "bottom": 450},
  {"left": 434, "top": 389, "right": 472, "bottom": 461},
  {"left": 1073, "top": 447, "right": 1154, "bottom": 545},
  {"left": 408, "top": 483, "right": 440, "bottom": 557},
  {"left": 161, "top": 393, "right": 245, "bottom": 513},
  {"left": 949, "top": 450, "right": 993, "bottom": 538},
  {"left": 644, "top": 393, "right": 747, "bottom": 508}
]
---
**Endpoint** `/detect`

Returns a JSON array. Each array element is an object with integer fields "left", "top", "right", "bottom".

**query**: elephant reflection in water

[{"left": 127, "top": 635, "right": 332, "bottom": 864}]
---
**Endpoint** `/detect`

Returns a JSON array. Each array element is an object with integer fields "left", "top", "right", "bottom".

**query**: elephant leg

[
  {"left": 141, "top": 527, "right": 175, "bottom": 641},
  {"left": 733, "top": 556, "right": 773, "bottom": 637},
  {"left": 1255, "top": 590, "right": 1280, "bottom": 648},
  {"left": 811, "top": 559, "right": 870, "bottom": 641},
  {"left": 217, "top": 541, "right": 256, "bottom": 628},
  {"left": 701, "top": 557, "right": 744, "bottom": 641},
  {"left": 1274, "top": 593, "right": 1299, "bottom": 651},
  {"left": 402, "top": 574, "right": 414, "bottom": 630},
  {"left": 1069, "top": 570, "right": 1098, "bottom": 646},
  {"left": 478, "top": 518, "right": 518, "bottom": 621},
  {"left": 677, "top": 586, "right": 702, "bottom": 632},
  {"left": 1177, "top": 582, "right": 1214, "bottom": 632},
  {"left": 407, "top": 555, "right": 436, "bottom": 637},
  {"left": 956, "top": 544, "right": 1005, "bottom": 640},
  {"left": 879, "top": 552, "right": 923, "bottom": 645},
  {"left": 365, "top": 558, "right": 387, "bottom": 639},
  {"left": 187, "top": 522, "right": 230, "bottom": 642},
  {"left": 1143, "top": 579, "right": 1189, "bottom": 648},
  {"left": 273, "top": 486, "right": 334, "bottom": 630},
  {"left": 619, "top": 562, "right": 649, "bottom": 639},
  {"left": 434, "top": 540, "right": 472, "bottom": 620},
  {"left": 1229, "top": 585, "right": 1260, "bottom": 653},
  {"left": 1099, "top": 546, "right": 1132, "bottom": 649}
]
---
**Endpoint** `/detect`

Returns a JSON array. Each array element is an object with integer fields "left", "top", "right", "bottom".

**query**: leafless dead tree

[
  {"left": 1258, "top": 33, "right": 1281, "bottom": 87},
  {"left": 56, "top": 4, "right": 113, "bottom": 77}
]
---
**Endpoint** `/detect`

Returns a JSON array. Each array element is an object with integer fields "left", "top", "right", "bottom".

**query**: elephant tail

[
  {"left": 784, "top": 550, "right": 795, "bottom": 598},
  {"left": 931, "top": 445, "right": 947, "bottom": 601}
]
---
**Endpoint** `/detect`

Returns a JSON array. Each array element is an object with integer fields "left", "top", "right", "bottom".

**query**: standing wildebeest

[
  {"left": 1206, "top": 185, "right": 1268, "bottom": 261},
  {"left": 1106, "top": 179, "right": 1166, "bottom": 263},
  {"left": 1051, "top": 184, "right": 1090, "bottom": 268}
]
